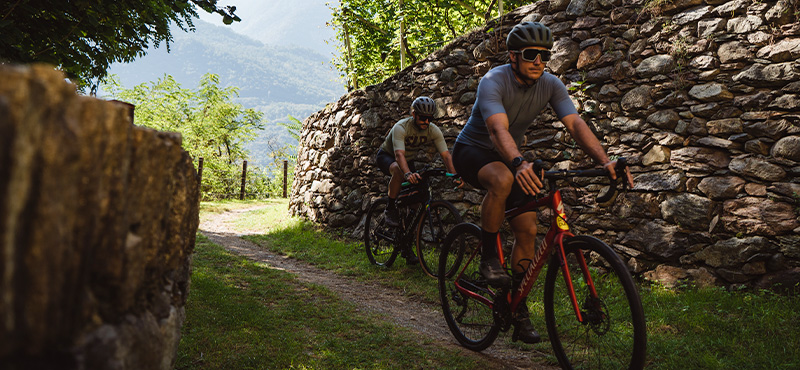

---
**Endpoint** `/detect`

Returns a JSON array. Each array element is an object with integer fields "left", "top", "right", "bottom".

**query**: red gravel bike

[{"left": 438, "top": 159, "right": 646, "bottom": 369}]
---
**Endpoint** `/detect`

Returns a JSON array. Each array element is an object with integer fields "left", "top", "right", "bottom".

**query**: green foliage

[
  {"left": 328, "top": 0, "right": 530, "bottom": 88},
  {"left": 251, "top": 115, "right": 302, "bottom": 197},
  {"left": 104, "top": 73, "right": 273, "bottom": 199},
  {"left": 278, "top": 115, "right": 303, "bottom": 141},
  {"left": 0, "top": 0, "right": 240, "bottom": 92}
]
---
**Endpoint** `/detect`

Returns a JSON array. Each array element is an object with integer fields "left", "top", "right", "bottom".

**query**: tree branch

[
  {"left": 451, "top": 0, "right": 483, "bottom": 18},
  {"left": 342, "top": 8, "right": 387, "bottom": 34}
]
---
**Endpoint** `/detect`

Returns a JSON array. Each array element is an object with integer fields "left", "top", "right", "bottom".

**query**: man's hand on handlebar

[
  {"left": 515, "top": 161, "right": 544, "bottom": 195},
  {"left": 603, "top": 160, "right": 634, "bottom": 189},
  {"left": 451, "top": 174, "right": 464, "bottom": 189},
  {"left": 404, "top": 171, "right": 421, "bottom": 184}
]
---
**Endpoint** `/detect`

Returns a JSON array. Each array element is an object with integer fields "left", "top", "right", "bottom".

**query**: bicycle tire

[
  {"left": 364, "top": 197, "right": 399, "bottom": 267},
  {"left": 416, "top": 200, "right": 463, "bottom": 278},
  {"left": 544, "top": 236, "right": 647, "bottom": 370},
  {"left": 438, "top": 223, "right": 500, "bottom": 351}
]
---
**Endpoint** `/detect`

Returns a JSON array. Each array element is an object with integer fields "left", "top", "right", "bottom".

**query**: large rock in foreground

[{"left": 0, "top": 64, "right": 199, "bottom": 369}]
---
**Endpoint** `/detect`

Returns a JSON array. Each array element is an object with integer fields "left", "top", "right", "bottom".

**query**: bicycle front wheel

[
  {"left": 364, "top": 197, "right": 399, "bottom": 267},
  {"left": 416, "top": 200, "right": 463, "bottom": 278},
  {"left": 544, "top": 236, "right": 647, "bottom": 370},
  {"left": 438, "top": 223, "right": 500, "bottom": 351}
]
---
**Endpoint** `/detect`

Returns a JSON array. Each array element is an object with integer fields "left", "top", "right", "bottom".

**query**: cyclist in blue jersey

[{"left": 452, "top": 21, "right": 633, "bottom": 344}]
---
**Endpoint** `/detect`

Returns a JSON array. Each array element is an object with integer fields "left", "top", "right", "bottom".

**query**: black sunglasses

[
  {"left": 416, "top": 114, "right": 434, "bottom": 122},
  {"left": 514, "top": 49, "right": 551, "bottom": 62}
]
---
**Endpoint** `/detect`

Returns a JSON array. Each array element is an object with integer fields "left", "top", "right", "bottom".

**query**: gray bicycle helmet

[
  {"left": 411, "top": 96, "right": 437, "bottom": 116},
  {"left": 506, "top": 22, "right": 553, "bottom": 50}
]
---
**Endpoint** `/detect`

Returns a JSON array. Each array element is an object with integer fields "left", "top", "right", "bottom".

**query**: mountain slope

[
  {"left": 105, "top": 19, "right": 346, "bottom": 166},
  {"left": 108, "top": 20, "right": 343, "bottom": 107}
]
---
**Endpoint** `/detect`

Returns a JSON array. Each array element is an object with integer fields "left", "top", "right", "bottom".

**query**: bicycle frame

[
  {"left": 453, "top": 186, "right": 600, "bottom": 324},
  {"left": 382, "top": 177, "right": 436, "bottom": 248}
]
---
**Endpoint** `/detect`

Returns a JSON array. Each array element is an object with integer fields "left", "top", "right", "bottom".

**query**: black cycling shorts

[
  {"left": 452, "top": 142, "right": 533, "bottom": 211},
  {"left": 376, "top": 148, "right": 416, "bottom": 176}
]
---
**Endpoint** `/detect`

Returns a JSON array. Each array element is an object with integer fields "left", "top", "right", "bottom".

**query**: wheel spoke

[
  {"left": 438, "top": 223, "right": 499, "bottom": 351},
  {"left": 544, "top": 236, "right": 646, "bottom": 370},
  {"left": 364, "top": 198, "right": 398, "bottom": 267},
  {"left": 417, "top": 201, "right": 462, "bottom": 278}
]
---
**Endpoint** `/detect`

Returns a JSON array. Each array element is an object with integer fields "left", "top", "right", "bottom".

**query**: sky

[{"left": 196, "top": 0, "right": 340, "bottom": 59}]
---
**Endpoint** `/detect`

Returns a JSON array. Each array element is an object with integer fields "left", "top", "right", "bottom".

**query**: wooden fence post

[
  {"left": 197, "top": 157, "right": 204, "bottom": 186},
  {"left": 283, "top": 160, "right": 288, "bottom": 198},
  {"left": 240, "top": 160, "right": 247, "bottom": 200}
]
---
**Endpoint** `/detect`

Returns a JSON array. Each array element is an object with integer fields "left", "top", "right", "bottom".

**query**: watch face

[{"left": 512, "top": 156, "right": 523, "bottom": 167}]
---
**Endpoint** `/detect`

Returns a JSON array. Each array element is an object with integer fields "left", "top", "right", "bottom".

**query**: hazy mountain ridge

[
  {"left": 111, "top": 20, "right": 342, "bottom": 106},
  {"left": 106, "top": 19, "right": 345, "bottom": 167}
]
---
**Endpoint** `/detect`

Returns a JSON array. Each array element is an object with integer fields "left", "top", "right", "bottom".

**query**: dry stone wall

[
  {"left": 0, "top": 65, "right": 199, "bottom": 369},
  {"left": 290, "top": 0, "right": 800, "bottom": 289}
]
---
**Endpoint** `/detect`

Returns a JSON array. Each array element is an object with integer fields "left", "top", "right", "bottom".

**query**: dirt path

[{"left": 198, "top": 206, "right": 559, "bottom": 370}]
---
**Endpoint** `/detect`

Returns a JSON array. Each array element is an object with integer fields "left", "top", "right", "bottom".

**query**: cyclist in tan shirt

[{"left": 375, "top": 96, "right": 459, "bottom": 264}]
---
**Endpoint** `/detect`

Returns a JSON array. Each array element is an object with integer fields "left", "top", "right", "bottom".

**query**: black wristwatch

[{"left": 511, "top": 156, "right": 525, "bottom": 168}]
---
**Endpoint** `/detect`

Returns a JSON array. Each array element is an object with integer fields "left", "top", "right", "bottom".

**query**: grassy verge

[
  {"left": 186, "top": 199, "right": 800, "bottom": 369},
  {"left": 177, "top": 200, "right": 489, "bottom": 370}
]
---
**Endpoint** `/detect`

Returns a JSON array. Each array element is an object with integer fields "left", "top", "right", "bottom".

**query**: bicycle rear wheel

[
  {"left": 438, "top": 223, "right": 500, "bottom": 351},
  {"left": 364, "top": 197, "right": 399, "bottom": 267},
  {"left": 544, "top": 236, "right": 647, "bottom": 370},
  {"left": 416, "top": 200, "right": 463, "bottom": 278}
]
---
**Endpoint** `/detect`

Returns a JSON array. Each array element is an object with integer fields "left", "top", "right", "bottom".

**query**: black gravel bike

[
  {"left": 364, "top": 167, "right": 463, "bottom": 277},
  {"left": 438, "top": 159, "right": 647, "bottom": 369}
]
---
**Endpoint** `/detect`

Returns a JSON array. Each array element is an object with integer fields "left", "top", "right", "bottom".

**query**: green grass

[
  {"left": 185, "top": 199, "right": 800, "bottom": 369},
  {"left": 179, "top": 200, "right": 489, "bottom": 369},
  {"left": 641, "top": 284, "right": 800, "bottom": 369},
  {"left": 176, "top": 235, "right": 492, "bottom": 369},
  {"left": 238, "top": 205, "right": 441, "bottom": 305}
]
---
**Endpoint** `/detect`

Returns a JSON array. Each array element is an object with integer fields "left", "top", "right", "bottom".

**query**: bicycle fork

[{"left": 554, "top": 235, "right": 601, "bottom": 324}]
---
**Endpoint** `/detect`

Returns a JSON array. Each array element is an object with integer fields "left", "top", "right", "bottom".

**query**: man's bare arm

[{"left": 561, "top": 113, "right": 634, "bottom": 187}]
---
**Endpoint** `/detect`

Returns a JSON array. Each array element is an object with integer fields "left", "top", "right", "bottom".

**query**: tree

[
  {"left": 328, "top": 0, "right": 528, "bottom": 89},
  {"left": 104, "top": 73, "right": 266, "bottom": 199},
  {"left": 264, "top": 116, "right": 303, "bottom": 195},
  {"left": 0, "top": 0, "right": 241, "bottom": 93}
]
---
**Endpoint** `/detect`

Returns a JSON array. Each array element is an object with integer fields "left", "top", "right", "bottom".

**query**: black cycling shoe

[
  {"left": 512, "top": 304, "right": 542, "bottom": 344},
  {"left": 401, "top": 249, "right": 419, "bottom": 265},
  {"left": 383, "top": 207, "right": 400, "bottom": 227},
  {"left": 479, "top": 258, "right": 512, "bottom": 288}
]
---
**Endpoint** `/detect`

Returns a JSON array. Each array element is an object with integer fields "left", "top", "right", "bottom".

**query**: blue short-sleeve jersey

[{"left": 455, "top": 65, "right": 578, "bottom": 150}]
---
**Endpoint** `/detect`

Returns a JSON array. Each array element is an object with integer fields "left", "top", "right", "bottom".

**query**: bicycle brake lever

[
  {"left": 596, "top": 179, "right": 618, "bottom": 207},
  {"left": 596, "top": 157, "right": 627, "bottom": 207}
]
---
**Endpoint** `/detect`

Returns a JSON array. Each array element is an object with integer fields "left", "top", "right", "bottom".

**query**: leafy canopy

[
  {"left": 328, "top": 0, "right": 529, "bottom": 88},
  {"left": 105, "top": 73, "right": 271, "bottom": 199},
  {"left": 0, "top": 0, "right": 240, "bottom": 92}
]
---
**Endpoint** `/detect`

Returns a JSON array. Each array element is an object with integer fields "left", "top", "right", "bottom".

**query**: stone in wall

[
  {"left": 0, "top": 65, "right": 199, "bottom": 369},
  {"left": 290, "top": 1, "right": 800, "bottom": 290}
]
